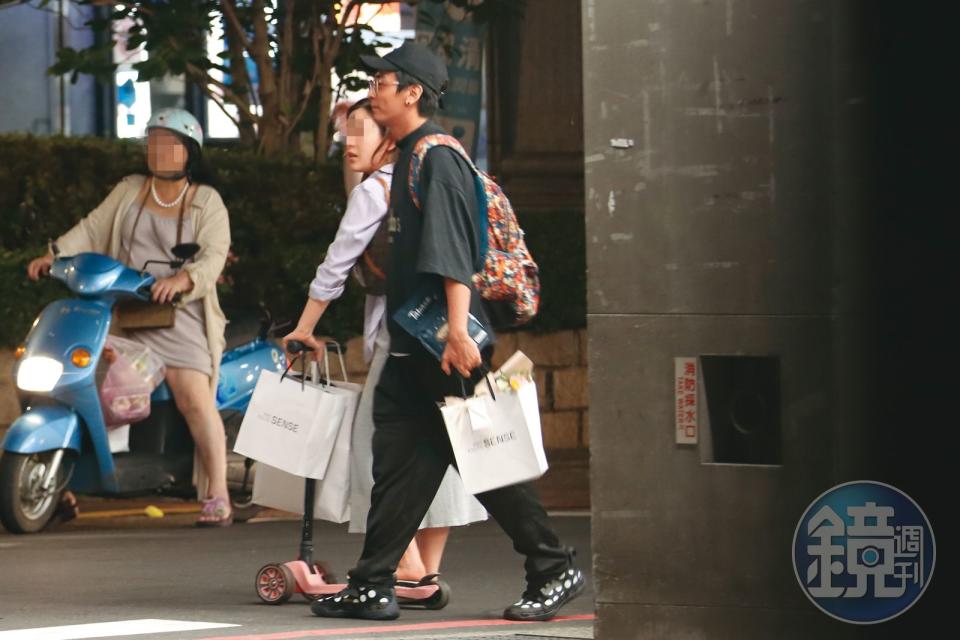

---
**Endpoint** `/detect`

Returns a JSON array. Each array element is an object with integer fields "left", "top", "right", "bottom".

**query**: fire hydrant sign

[{"left": 675, "top": 357, "right": 698, "bottom": 445}]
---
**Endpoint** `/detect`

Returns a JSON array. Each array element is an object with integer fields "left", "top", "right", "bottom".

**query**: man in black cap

[{"left": 310, "top": 41, "right": 585, "bottom": 622}]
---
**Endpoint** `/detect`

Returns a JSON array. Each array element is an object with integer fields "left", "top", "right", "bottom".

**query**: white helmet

[{"left": 146, "top": 108, "right": 203, "bottom": 148}]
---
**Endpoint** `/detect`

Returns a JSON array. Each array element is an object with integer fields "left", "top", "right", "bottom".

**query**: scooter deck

[{"left": 284, "top": 560, "right": 440, "bottom": 600}]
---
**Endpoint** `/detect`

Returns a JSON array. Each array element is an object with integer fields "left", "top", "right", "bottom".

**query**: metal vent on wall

[{"left": 699, "top": 355, "right": 782, "bottom": 465}]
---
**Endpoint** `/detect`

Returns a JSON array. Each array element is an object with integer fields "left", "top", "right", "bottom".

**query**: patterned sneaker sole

[
  {"left": 503, "top": 573, "right": 586, "bottom": 622},
  {"left": 311, "top": 602, "right": 399, "bottom": 621},
  {"left": 311, "top": 590, "right": 400, "bottom": 621}
]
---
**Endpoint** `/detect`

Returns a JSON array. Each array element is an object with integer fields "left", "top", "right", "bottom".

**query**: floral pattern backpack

[{"left": 408, "top": 134, "right": 541, "bottom": 327}]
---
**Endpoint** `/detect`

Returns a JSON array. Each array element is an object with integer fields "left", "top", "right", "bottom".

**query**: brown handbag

[
  {"left": 114, "top": 299, "right": 177, "bottom": 330},
  {"left": 114, "top": 181, "right": 187, "bottom": 331}
]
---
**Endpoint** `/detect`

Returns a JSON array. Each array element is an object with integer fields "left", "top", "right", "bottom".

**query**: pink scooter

[
  {"left": 254, "top": 342, "right": 450, "bottom": 609},
  {"left": 254, "top": 478, "right": 450, "bottom": 608}
]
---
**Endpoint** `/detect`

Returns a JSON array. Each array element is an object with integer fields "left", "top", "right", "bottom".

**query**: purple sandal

[{"left": 196, "top": 496, "right": 233, "bottom": 528}]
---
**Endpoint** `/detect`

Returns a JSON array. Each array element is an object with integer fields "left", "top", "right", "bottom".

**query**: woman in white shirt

[{"left": 283, "top": 99, "right": 485, "bottom": 590}]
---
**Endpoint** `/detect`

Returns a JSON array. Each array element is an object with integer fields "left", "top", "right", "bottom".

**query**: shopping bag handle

[
  {"left": 456, "top": 364, "right": 496, "bottom": 401},
  {"left": 282, "top": 339, "right": 347, "bottom": 389},
  {"left": 305, "top": 340, "right": 349, "bottom": 387},
  {"left": 324, "top": 341, "right": 349, "bottom": 383}
]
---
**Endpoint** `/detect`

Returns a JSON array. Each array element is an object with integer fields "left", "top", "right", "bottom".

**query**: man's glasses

[{"left": 368, "top": 77, "right": 401, "bottom": 95}]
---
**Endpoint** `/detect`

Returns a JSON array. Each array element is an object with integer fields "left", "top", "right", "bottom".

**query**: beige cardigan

[{"left": 56, "top": 174, "right": 230, "bottom": 389}]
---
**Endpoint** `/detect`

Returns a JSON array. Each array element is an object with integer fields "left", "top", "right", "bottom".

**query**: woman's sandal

[
  {"left": 395, "top": 573, "right": 441, "bottom": 590},
  {"left": 396, "top": 574, "right": 451, "bottom": 610},
  {"left": 196, "top": 496, "right": 233, "bottom": 528},
  {"left": 44, "top": 491, "right": 80, "bottom": 530}
]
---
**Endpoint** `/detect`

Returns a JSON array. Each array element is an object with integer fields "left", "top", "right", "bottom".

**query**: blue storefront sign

[{"left": 415, "top": 2, "right": 486, "bottom": 157}]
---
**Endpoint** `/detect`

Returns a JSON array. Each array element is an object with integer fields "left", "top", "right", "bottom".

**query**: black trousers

[{"left": 347, "top": 350, "right": 572, "bottom": 589}]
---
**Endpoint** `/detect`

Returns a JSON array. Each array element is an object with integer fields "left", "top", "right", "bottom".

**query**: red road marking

[{"left": 200, "top": 614, "right": 595, "bottom": 639}]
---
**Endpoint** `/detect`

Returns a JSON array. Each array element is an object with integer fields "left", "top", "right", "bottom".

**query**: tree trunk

[
  {"left": 222, "top": 18, "right": 258, "bottom": 146},
  {"left": 238, "top": 119, "right": 257, "bottom": 147},
  {"left": 251, "top": 0, "right": 287, "bottom": 156},
  {"left": 258, "top": 114, "right": 288, "bottom": 156},
  {"left": 315, "top": 79, "right": 333, "bottom": 162}
]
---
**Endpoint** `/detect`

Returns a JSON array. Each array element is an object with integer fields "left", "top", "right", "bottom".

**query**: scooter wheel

[
  {"left": 0, "top": 452, "right": 64, "bottom": 534},
  {"left": 300, "top": 561, "right": 339, "bottom": 602},
  {"left": 256, "top": 563, "right": 296, "bottom": 604}
]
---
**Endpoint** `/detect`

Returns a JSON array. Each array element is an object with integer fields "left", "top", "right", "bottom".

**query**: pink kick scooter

[{"left": 254, "top": 341, "right": 450, "bottom": 609}]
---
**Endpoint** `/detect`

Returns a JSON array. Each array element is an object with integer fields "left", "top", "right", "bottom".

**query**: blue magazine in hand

[{"left": 393, "top": 285, "right": 493, "bottom": 360}]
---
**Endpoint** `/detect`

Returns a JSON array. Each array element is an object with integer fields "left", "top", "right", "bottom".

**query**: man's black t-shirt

[{"left": 386, "top": 121, "right": 493, "bottom": 355}]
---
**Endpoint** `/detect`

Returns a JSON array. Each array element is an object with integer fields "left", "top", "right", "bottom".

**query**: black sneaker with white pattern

[
  {"left": 503, "top": 567, "right": 586, "bottom": 621},
  {"left": 310, "top": 584, "right": 399, "bottom": 620}
]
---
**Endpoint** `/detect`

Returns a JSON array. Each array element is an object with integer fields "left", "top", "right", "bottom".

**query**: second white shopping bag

[
  {"left": 233, "top": 367, "right": 348, "bottom": 480},
  {"left": 251, "top": 346, "right": 362, "bottom": 522}
]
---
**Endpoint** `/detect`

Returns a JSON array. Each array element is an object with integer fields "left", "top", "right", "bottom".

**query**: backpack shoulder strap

[
  {"left": 408, "top": 134, "right": 478, "bottom": 209},
  {"left": 372, "top": 174, "right": 391, "bottom": 208},
  {"left": 407, "top": 134, "right": 490, "bottom": 270}
]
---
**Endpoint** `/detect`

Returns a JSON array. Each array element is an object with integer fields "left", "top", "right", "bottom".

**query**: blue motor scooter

[{"left": 0, "top": 244, "right": 287, "bottom": 533}]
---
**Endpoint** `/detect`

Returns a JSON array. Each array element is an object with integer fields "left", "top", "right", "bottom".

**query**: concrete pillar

[{"left": 583, "top": 1, "right": 947, "bottom": 637}]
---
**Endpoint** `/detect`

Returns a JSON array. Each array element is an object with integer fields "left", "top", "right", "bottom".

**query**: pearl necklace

[{"left": 150, "top": 178, "right": 189, "bottom": 209}]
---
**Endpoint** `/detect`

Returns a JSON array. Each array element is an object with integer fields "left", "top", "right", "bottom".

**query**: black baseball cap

[{"left": 361, "top": 41, "right": 448, "bottom": 96}]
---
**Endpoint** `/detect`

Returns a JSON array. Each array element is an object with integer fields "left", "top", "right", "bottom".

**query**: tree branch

[
  {"left": 203, "top": 87, "right": 243, "bottom": 130},
  {"left": 186, "top": 62, "right": 257, "bottom": 125},
  {"left": 287, "top": 9, "right": 324, "bottom": 134},
  {"left": 342, "top": 0, "right": 364, "bottom": 29},
  {"left": 250, "top": 0, "right": 277, "bottom": 93},
  {"left": 219, "top": 9, "right": 259, "bottom": 112},
  {"left": 220, "top": 0, "right": 254, "bottom": 58},
  {"left": 279, "top": 0, "right": 294, "bottom": 111},
  {"left": 184, "top": 64, "right": 241, "bottom": 129},
  {"left": 323, "top": 2, "right": 346, "bottom": 71}
]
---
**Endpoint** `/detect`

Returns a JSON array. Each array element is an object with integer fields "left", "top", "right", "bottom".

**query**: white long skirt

[{"left": 347, "top": 321, "right": 488, "bottom": 533}]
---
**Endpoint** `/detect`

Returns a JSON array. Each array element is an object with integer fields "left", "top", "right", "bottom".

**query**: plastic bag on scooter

[
  {"left": 105, "top": 335, "right": 166, "bottom": 389},
  {"left": 99, "top": 337, "right": 166, "bottom": 428},
  {"left": 100, "top": 354, "right": 152, "bottom": 428}
]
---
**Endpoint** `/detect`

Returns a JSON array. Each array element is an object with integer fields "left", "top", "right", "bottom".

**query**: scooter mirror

[{"left": 172, "top": 242, "right": 200, "bottom": 261}]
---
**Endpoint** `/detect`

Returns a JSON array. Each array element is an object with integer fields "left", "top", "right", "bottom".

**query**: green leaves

[
  {"left": 43, "top": 0, "right": 217, "bottom": 84},
  {"left": 35, "top": 1, "right": 519, "bottom": 156},
  {"left": 334, "top": 22, "right": 390, "bottom": 93},
  {"left": 48, "top": 42, "right": 116, "bottom": 83},
  {"left": 0, "top": 134, "right": 586, "bottom": 347}
]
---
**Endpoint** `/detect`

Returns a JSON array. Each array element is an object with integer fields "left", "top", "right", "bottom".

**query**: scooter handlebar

[{"left": 286, "top": 340, "right": 314, "bottom": 354}]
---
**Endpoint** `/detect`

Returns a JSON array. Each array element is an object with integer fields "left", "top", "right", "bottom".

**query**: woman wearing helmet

[{"left": 27, "top": 108, "right": 235, "bottom": 527}]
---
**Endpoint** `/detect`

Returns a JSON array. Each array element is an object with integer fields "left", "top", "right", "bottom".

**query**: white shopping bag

[
  {"left": 440, "top": 352, "right": 548, "bottom": 494},
  {"left": 107, "top": 423, "right": 130, "bottom": 453},
  {"left": 251, "top": 345, "right": 362, "bottom": 522},
  {"left": 233, "top": 369, "right": 347, "bottom": 479},
  {"left": 252, "top": 414, "right": 352, "bottom": 521}
]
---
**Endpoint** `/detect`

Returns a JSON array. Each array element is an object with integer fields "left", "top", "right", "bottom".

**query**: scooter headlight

[{"left": 16, "top": 356, "right": 64, "bottom": 392}]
